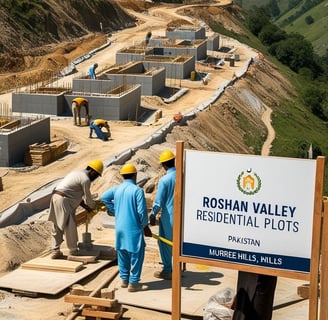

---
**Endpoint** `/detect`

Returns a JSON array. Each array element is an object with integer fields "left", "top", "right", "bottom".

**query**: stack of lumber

[
  {"left": 21, "top": 257, "right": 83, "bottom": 273},
  {"left": 65, "top": 287, "right": 123, "bottom": 319},
  {"left": 24, "top": 140, "right": 68, "bottom": 166}
]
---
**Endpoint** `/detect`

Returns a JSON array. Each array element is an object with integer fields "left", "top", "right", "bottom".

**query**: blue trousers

[
  {"left": 89, "top": 122, "right": 105, "bottom": 140},
  {"left": 159, "top": 220, "right": 172, "bottom": 273},
  {"left": 117, "top": 248, "right": 145, "bottom": 284}
]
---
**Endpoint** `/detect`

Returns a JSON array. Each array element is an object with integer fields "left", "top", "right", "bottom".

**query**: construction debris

[{"left": 24, "top": 140, "right": 68, "bottom": 166}]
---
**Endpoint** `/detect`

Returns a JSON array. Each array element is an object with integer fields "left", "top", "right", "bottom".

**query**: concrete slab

[
  {"left": 111, "top": 263, "right": 309, "bottom": 319},
  {"left": 112, "top": 263, "right": 235, "bottom": 317}
]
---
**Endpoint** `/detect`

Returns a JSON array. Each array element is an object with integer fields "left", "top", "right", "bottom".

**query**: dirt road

[{"left": 0, "top": 2, "right": 257, "bottom": 212}]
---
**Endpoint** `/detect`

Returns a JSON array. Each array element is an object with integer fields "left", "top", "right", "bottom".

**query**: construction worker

[
  {"left": 149, "top": 150, "right": 176, "bottom": 280},
  {"left": 145, "top": 31, "right": 152, "bottom": 45},
  {"left": 48, "top": 159, "right": 103, "bottom": 259},
  {"left": 89, "top": 63, "right": 98, "bottom": 79},
  {"left": 100, "top": 163, "right": 150, "bottom": 292},
  {"left": 89, "top": 118, "right": 111, "bottom": 141},
  {"left": 71, "top": 97, "right": 89, "bottom": 126}
]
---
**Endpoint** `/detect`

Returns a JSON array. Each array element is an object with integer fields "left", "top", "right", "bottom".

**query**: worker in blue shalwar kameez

[
  {"left": 89, "top": 63, "right": 98, "bottom": 79},
  {"left": 149, "top": 150, "right": 176, "bottom": 280},
  {"left": 100, "top": 163, "right": 150, "bottom": 292}
]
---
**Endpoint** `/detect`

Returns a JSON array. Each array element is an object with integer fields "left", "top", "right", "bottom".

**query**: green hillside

[
  {"left": 208, "top": 4, "right": 328, "bottom": 193},
  {"left": 276, "top": 1, "right": 328, "bottom": 56},
  {"left": 234, "top": 0, "right": 328, "bottom": 56}
]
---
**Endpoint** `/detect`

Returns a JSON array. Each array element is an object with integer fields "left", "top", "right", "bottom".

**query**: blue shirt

[
  {"left": 152, "top": 167, "right": 176, "bottom": 238},
  {"left": 101, "top": 179, "right": 148, "bottom": 253}
]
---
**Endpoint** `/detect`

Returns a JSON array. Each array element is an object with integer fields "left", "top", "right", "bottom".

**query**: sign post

[{"left": 172, "top": 141, "right": 325, "bottom": 320}]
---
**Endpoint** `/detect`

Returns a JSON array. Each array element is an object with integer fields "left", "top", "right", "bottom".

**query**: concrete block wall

[
  {"left": 0, "top": 117, "right": 50, "bottom": 167},
  {"left": 12, "top": 92, "right": 66, "bottom": 116},
  {"left": 165, "top": 27, "right": 206, "bottom": 40}
]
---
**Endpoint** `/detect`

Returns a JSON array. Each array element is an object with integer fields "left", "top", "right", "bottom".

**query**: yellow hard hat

[
  {"left": 88, "top": 159, "right": 103, "bottom": 176},
  {"left": 159, "top": 150, "right": 175, "bottom": 163},
  {"left": 120, "top": 163, "right": 137, "bottom": 175}
]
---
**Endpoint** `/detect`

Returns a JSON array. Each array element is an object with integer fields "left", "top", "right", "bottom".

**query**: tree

[
  {"left": 269, "top": 34, "right": 315, "bottom": 72},
  {"left": 267, "top": 0, "right": 280, "bottom": 18},
  {"left": 259, "top": 23, "right": 286, "bottom": 46},
  {"left": 305, "top": 15, "right": 314, "bottom": 25},
  {"left": 301, "top": 84, "right": 326, "bottom": 120},
  {"left": 246, "top": 7, "right": 271, "bottom": 36}
]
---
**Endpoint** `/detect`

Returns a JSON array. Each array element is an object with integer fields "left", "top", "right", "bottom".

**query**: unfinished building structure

[
  {"left": 0, "top": 116, "right": 50, "bottom": 167},
  {"left": 12, "top": 84, "right": 142, "bottom": 121},
  {"left": 165, "top": 26, "right": 206, "bottom": 40},
  {"left": 115, "top": 50, "right": 195, "bottom": 80},
  {"left": 75, "top": 62, "right": 166, "bottom": 96}
]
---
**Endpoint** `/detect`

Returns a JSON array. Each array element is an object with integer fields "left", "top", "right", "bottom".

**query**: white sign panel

[{"left": 182, "top": 151, "right": 317, "bottom": 273}]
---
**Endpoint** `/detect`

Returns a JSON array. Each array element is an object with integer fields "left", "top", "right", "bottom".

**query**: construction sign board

[{"left": 182, "top": 150, "right": 316, "bottom": 273}]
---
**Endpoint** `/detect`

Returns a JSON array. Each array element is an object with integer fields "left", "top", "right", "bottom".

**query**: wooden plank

[
  {"left": 309, "top": 156, "right": 325, "bottom": 320},
  {"left": 320, "top": 198, "right": 328, "bottom": 320},
  {"left": 21, "top": 257, "right": 83, "bottom": 273},
  {"left": 64, "top": 294, "right": 117, "bottom": 308},
  {"left": 0, "top": 260, "right": 112, "bottom": 295},
  {"left": 67, "top": 255, "right": 98, "bottom": 264},
  {"left": 172, "top": 141, "right": 184, "bottom": 320},
  {"left": 82, "top": 308, "right": 121, "bottom": 320}
]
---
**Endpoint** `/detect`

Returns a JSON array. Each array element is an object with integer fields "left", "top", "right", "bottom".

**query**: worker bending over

[
  {"left": 89, "top": 119, "right": 111, "bottom": 141},
  {"left": 89, "top": 63, "right": 98, "bottom": 79},
  {"left": 101, "top": 164, "right": 150, "bottom": 292},
  {"left": 48, "top": 160, "right": 103, "bottom": 259},
  {"left": 71, "top": 97, "right": 89, "bottom": 126},
  {"left": 149, "top": 150, "right": 176, "bottom": 280}
]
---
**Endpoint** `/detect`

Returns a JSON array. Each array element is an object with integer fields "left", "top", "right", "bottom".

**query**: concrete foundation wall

[
  {"left": 66, "top": 84, "right": 141, "bottom": 121},
  {"left": 72, "top": 79, "right": 114, "bottom": 94},
  {"left": 116, "top": 52, "right": 146, "bottom": 64},
  {"left": 11, "top": 85, "right": 141, "bottom": 121},
  {"left": 161, "top": 40, "right": 207, "bottom": 60},
  {"left": 143, "top": 56, "right": 195, "bottom": 79},
  {"left": 12, "top": 93, "right": 66, "bottom": 116},
  {"left": 102, "top": 67, "right": 165, "bottom": 96},
  {"left": 207, "top": 34, "right": 220, "bottom": 51},
  {"left": 0, "top": 117, "right": 50, "bottom": 167},
  {"left": 166, "top": 27, "right": 206, "bottom": 40}
]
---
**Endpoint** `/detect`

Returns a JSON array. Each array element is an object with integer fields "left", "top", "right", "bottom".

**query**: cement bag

[{"left": 203, "top": 288, "right": 235, "bottom": 320}]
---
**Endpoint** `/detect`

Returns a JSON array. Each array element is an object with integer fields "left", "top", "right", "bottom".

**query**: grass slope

[
  {"left": 210, "top": 12, "right": 328, "bottom": 193},
  {"left": 276, "top": 1, "right": 328, "bottom": 55}
]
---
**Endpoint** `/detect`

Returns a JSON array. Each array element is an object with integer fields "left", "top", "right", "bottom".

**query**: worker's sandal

[
  {"left": 51, "top": 250, "right": 63, "bottom": 259},
  {"left": 153, "top": 270, "right": 172, "bottom": 280},
  {"left": 128, "top": 283, "right": 148, "bottom": 292},
  {"left": 121, "top": 280, "right": 128, "bottom": 288}
]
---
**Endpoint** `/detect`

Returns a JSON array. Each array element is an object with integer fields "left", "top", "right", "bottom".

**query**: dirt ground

[{"left": 0, "top": 1, "right": 294, "bottom": 319}]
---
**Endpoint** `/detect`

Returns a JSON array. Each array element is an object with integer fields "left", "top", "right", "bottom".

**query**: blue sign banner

[{"left": 182, "top": 242, "right": 310, "bottom": 272}]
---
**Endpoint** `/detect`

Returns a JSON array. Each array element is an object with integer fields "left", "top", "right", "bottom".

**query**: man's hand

[
  {"left": 94, "top": 199, "right": 105, "bottom": 211},
  {"left": 149, "top": 214, "right": 156, "bottom": 226},
  {"left": 80, "top": 200, "right": 93, "bottom": 212}
]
